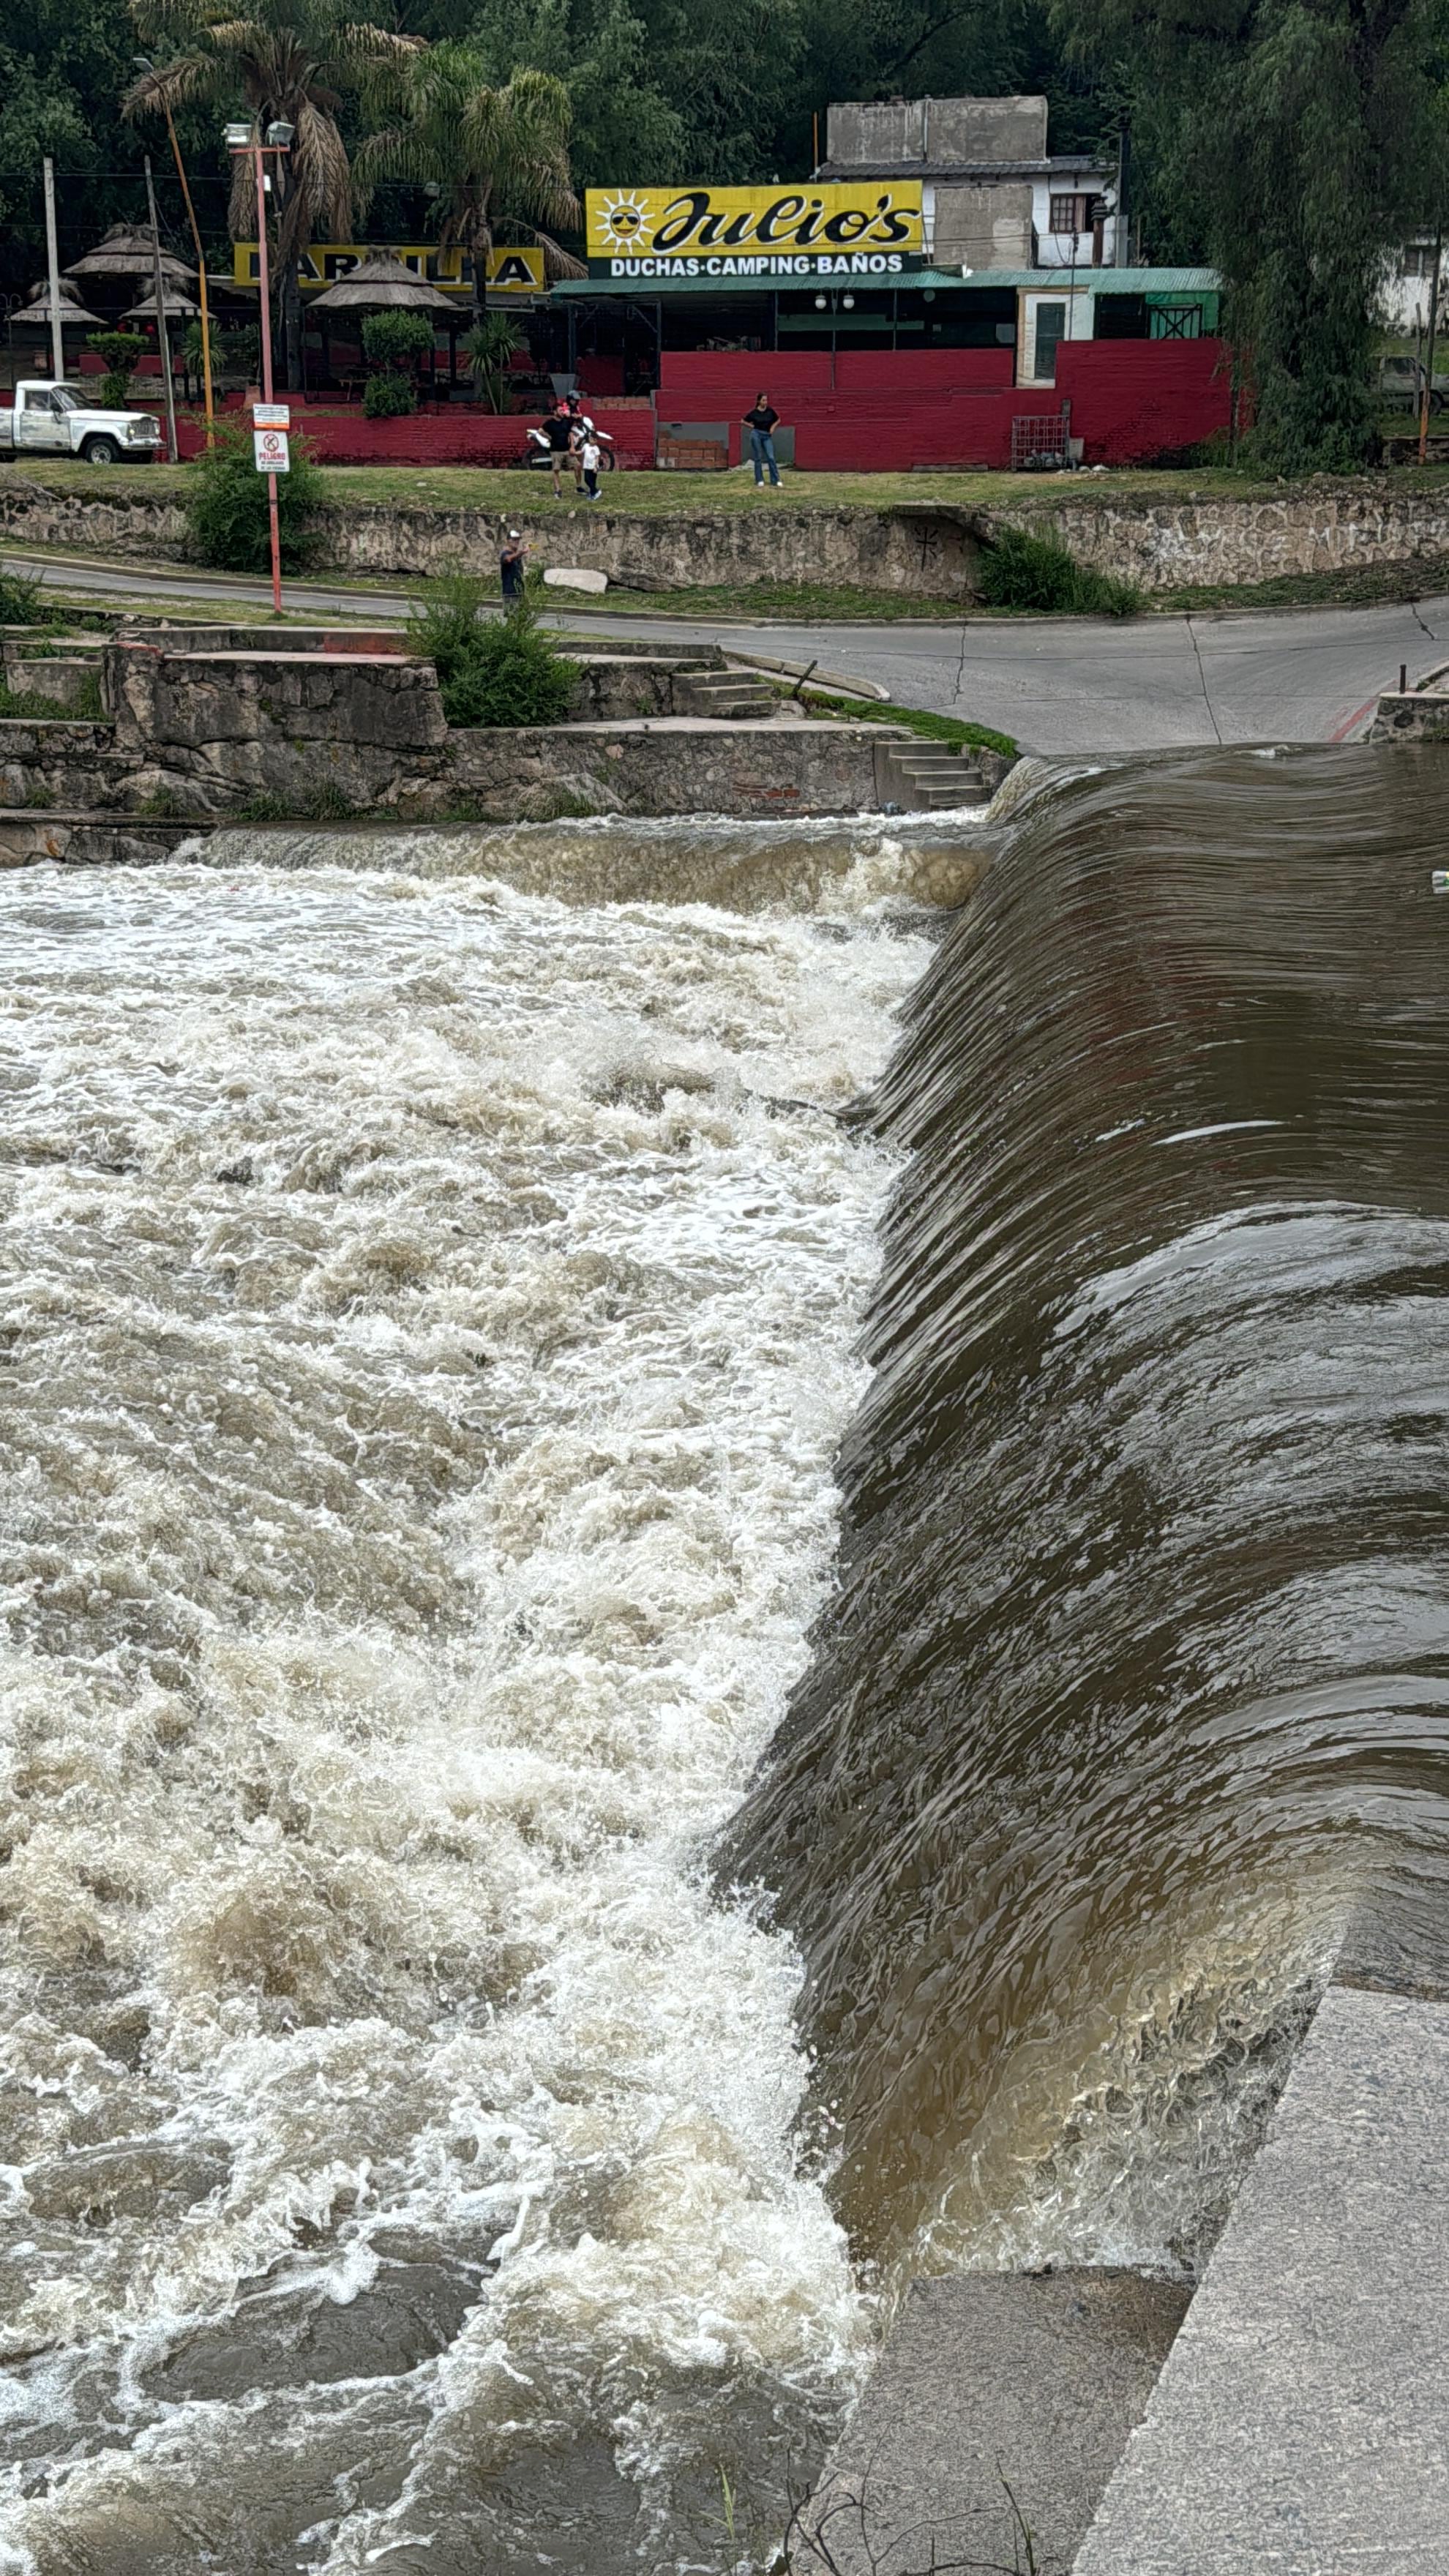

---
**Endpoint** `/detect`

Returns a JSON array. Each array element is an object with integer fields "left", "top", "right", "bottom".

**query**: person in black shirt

[
  {"left": 541, "top": 404, "right": 577, "bottom": 496},
  {"left": 743, "top": 393, "right": 782, "bottom": 487}
]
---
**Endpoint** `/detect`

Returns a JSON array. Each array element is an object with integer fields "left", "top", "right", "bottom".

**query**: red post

[{"left": 251, "top": 138, "right": 283, "bottom": 613}]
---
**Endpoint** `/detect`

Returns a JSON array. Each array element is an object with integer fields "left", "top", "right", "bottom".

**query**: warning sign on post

[
  {"left": 252, "top": 427, "right": 291, "bottom": 474},
  {"left": 252, "top": 402, "right": 290, "bottom": 428}
]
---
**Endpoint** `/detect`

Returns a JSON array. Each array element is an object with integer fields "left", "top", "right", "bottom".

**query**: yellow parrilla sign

[
  {"left": 585, "top": 184, "right": 924, "bottom": 277},
  {"left": 232, "top": 243, "right": 544, "bottom": 295}
]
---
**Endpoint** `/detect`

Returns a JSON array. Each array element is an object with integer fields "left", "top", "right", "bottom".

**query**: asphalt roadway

[{"left": 11, "top": 548, "right": 1449, "bottom": 754}]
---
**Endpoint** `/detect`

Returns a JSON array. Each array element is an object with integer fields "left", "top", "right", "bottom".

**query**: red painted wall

[
  {"left": 659, "top": 340, "right": 1231, "bottom": 470},
  {"left": 171, "top": 402, "right": 656, "bottom": 468}
]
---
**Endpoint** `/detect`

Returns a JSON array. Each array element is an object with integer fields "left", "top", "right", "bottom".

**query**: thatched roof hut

[
  {"left": 66, "top": 225, "right": 194, "bottom": 285},
  {"left": 311, "top": 252, "right": 454, "bottom": 315},
  {"left": 12, "top": 280, "right": 105, "bottom": 331},
  {"left": 124, "top": 285, "right": 203, "bottom": 321}
]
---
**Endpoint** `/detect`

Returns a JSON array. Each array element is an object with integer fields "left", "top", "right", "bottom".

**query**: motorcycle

[{"left": 521, "top": 414, "right": 617, "bottom": 471}]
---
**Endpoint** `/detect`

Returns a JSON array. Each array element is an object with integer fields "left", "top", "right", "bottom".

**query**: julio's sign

[{"left": 585, "top": 184, "right": 924, "bottom": 277}]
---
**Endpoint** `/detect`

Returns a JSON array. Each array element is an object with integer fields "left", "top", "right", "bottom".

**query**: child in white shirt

[{"left": 580, "top": 436, "right": 602, "bottom": 498}]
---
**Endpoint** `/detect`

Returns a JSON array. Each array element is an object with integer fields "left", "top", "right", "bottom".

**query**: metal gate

[{"left": 1011, "top": 403, "right": 1073, "bottom": 470}]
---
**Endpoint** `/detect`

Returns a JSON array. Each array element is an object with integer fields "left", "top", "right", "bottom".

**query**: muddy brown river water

[{"left": 3, "top": 757, "right": 1448, "bottom": 2570}]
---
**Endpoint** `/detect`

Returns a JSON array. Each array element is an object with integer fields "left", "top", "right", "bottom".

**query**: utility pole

[
  {"left": 162, "top": 100, "right": 214, "bottom": 437},
  {"left": 42, "top": 158, "right": 65, "bottom": 384},
  {"left": 1420, "top": 225, "right": 1443, "bottom": 465},
  {"left": 143, "top": 154, "right": 181, "bottom": 466}
]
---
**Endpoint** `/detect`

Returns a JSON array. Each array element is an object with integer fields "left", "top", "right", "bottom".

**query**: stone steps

[
  {"left": 679, "top": 671, "right": 782, "bottom": 720},
  {"left": 878, "top": 735, "right": 989, "bottom": 809}
]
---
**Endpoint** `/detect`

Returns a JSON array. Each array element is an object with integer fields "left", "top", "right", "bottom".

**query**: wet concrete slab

[
  {"left": 1074, "top": 1983, "right": 1449, "bottom": 2576},
  {"left": 793, "top": 2269, "right": 1191, "bottom": 2576}
]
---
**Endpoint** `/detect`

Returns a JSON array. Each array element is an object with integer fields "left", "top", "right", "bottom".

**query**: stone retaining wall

[
  {"left": 987, "top": 486, "right": 1449, "bottom": 592},
  {"left": 0, "top": 637, "right": 897, "bottom": 823},
  {"left": 10, "top": 466, "right": 1449, "bottom": 602},
  {"left": 0, "top": 474, "right": 977, "bottom": 599},
  {"left": 449, "top": 721, "right": 888, "bottom": 820}
]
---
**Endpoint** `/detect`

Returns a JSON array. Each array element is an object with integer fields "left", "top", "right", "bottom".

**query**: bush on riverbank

[
  {"left": 978, "top": 527, "right": 1142, "bottom": 617},
  {"left": 184, "top": 420, "right": 326, "bottom": 574},
  {"left": 408, "top": 569, "right": 574, "bottom": 727}
]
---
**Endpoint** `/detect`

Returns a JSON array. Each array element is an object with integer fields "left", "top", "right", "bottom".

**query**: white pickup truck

[{"left": 0, "top": 381, "right": 163, "bottom": 465}]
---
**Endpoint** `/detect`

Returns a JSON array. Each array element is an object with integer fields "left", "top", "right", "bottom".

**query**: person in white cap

[{"left": 501, "top": 530, "right": 529, "bottom": 602}]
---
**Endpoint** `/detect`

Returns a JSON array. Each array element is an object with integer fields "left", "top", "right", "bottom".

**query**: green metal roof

[
  {"left": 978, "top": 266, "right": 1219, "bottom": 292},
  {"left": 550, "top": 263, "right": 1218, "bottom": 299},
  {"left": 552, "top": 266, "right": 975, "bottom": 297}
]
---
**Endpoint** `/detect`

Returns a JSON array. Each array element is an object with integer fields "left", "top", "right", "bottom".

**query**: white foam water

[{"left": 0, "top": 862, "right": 929, "bottom": 2575}]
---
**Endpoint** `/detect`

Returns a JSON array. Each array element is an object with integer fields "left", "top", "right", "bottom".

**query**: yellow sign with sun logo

[{"left": 585, "top": 184, "right": 924, "bottom": 277}]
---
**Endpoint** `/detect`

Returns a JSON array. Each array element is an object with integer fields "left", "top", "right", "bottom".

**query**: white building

[
  {"left": 1382, "top": 239, "right": 1442, "bottom": 337},
  {"left": 817, "top": 94, "right": 1118, "bottom": 272}
]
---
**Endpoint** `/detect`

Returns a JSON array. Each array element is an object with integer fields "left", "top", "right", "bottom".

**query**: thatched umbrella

[
  {"left": 66, "top": 224, "right": 194, "bottom": 285},
  {"left": 11, "top": 279, "right": 106, "bottom": 332},
  {"left": 124, "top": 285, "right": 203, "bottom": 321},
  {"left": 310, "top": 252, "right": 455, "bottom": 315},
  {"left": 310, "top": 252, "right": 457, "bottom": 395}
]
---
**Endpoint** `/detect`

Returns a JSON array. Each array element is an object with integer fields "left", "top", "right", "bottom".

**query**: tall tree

[
  {"left": 123, "top": 0, "right": 422, "bottom": 386},
  {"left": 353, "top": 46, "right": 580, "bottom": 315},
  {"left": 1060, "top": 0, "right": 1449, "bottom": 470},
  {"left": 454, "top": 0, "right": 684, "bottom": 192}
]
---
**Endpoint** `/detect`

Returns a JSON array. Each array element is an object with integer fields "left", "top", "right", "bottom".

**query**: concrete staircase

[
  {"left": 678, "top": 667, "right": 781, "bottom": 720},
  {"left": 876, "top": 735, "right": 989, "bottom": 811}
]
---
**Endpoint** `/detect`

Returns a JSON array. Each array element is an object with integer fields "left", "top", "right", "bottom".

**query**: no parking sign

[{"left": 252, "top": 422, "right": 291, "bottom": 474}]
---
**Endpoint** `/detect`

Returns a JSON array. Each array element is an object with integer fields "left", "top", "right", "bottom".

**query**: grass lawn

[
  {"left": 12, "top": 454, "right": 1449, "bottom": 517},
  {"left": 793, "top": 685, "right": 1016, "bottom": 755},
  {"left": 1154, "top": 556, "right": 1449, "bottom": 612}
]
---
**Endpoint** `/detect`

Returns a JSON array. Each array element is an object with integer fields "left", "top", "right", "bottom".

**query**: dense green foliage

[
  {"left": 184, "top": 416, "right": 326, "bottom": 570},
  {"left": 976, "top": 527, "right": 1142, "bottom": 617},
  {"left": 362, "top": 370, "right": 417, "bottom": 415},
  {"left": 1060, "top": 0, "right": 1449, "bottom": 471},
  {"left": 409, "top": 567, "right": 574, "bottom": 724}
]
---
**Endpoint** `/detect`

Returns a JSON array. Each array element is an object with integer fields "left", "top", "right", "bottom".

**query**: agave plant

[
  {"left": 124, "top": 0, "right": 423, "bottom": 388},
  {"left": 353, "top": 47, "right": 583, "bottom": 322}
]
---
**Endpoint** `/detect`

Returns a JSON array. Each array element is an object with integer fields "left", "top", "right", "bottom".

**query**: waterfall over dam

[
  {"left": 729, "top": 741, "right": 1449, "bottom": 2279},
  {"left": 2, "top": 755, "right": 1448, "bottom": 2569}
]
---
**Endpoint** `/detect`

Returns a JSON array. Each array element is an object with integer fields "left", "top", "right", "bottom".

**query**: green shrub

[
  {"left": 0, "top": 567, "right": 50, "bottom": 626},
  {"left": 362, "top": 370, "right": 417, "bottom": 419},
  {"left": 184, "top": 320, "right": 260, "bottom": 382},
  {"left": 977, "top": 526, "right": 1142, "bottom": 618},
  {"left": 362, "top": 310, "right": 434, "bottom": 372},
  {"left": 464, "top": 315, "right": 525, "bottom": 412},
  {"left": 408, "top": 566, "right": 574, "bottom": 728},
  {"left": 184, "top": 417, "right": 326, "bottom": 573},
  {"left": 86, "top": 330, "right": 146, "bottom": 410},
  {"left": 361, "top": 312, "right": 433, "bottom": 421}
]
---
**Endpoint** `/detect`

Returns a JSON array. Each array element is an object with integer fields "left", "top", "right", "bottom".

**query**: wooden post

[
  {"left": 143, "top": 155, "right": 180, "bottom": 465},
  {"left": 162, "top": 98, "right": 213, "bottom": 438}
]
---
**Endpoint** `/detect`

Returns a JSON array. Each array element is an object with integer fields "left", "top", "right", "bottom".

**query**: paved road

[{"left": 12, "top": 548, "right": 1448, "bottom": 753}]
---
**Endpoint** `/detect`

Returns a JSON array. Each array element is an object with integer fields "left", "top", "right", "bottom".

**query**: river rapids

[{"left": 2, "top": 756, "right": 1448, "bottom": 2571}]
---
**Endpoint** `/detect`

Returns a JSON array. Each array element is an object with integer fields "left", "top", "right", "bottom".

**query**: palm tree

[
  {"left": 353, "top": 48, "right": 583, "bottom": 329},
  {"left": 124, "top": 0, "right": 423, "bottom": 389}
]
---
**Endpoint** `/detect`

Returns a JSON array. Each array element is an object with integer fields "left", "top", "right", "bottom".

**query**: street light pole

[{"left": 228, "top": 120, "right": 291, "bottom": 613}]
